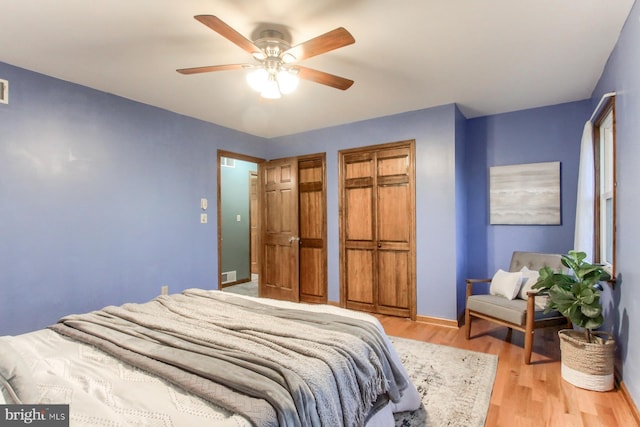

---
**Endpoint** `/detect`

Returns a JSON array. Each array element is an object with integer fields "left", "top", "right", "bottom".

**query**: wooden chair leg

[
  {"left": 524, "top": 295, "right": 535, "bottom": 364},
  {"left": 464, "top": 309, "right": 471, "bottom": 340},
  {"left": 524, "top": 330, "right": 533, "bottom": 364}
]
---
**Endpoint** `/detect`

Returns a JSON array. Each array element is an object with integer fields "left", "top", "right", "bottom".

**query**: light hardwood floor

[{"left": 375, "top": 315, "right": 639, "bottom": 427}]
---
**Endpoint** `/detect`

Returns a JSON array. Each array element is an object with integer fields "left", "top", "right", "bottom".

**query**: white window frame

[{"left": 593, "top": 98, "right": 616, "bottom": 278}]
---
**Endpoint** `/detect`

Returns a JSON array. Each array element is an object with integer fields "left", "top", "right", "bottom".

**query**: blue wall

[
  {"left": 268, "top": 104, "right": 461, "bottom": 320},
  {"left": 0, "top": 62, "right": 267, "bottom": 335},
  {"left": 0, "top": 62, "right": 594, "bottom": 330},
  {"left": 465, "top": 101, "right": 591, "bottom": 278},
  {"left": 591, "top": 0, "right": 640, "bottom": 407}
]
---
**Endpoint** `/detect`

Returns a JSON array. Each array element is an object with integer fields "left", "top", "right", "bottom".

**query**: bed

[{"left": 0, "top": 289, "right": 420, "bottom": 426}]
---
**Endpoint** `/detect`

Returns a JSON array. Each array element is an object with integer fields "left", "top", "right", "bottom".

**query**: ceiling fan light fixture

[
  {"left": 261, "top": 75, "right": 282, "bottom": 99},
  {"left": 246, "top": 68, "right": 268, "bottom": 92},
  {"left": 179, "top": 16, "right": 355, "bottom": 97},
  {"left": 277, "top": 69, "right": 299, "bottom": 94}
]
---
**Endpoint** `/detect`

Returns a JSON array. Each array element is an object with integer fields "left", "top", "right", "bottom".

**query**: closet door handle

[{"left": 377, "top": 242, "right": 382, "bottom": 248}]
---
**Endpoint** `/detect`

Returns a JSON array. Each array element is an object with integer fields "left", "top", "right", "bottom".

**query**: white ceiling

[{"left": 0, "top": 0, "right": 634, "bottom": 138}]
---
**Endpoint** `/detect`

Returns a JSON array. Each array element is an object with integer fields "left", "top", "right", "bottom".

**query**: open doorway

[
  {"left": 217, "top": 150, "right": 328, "bottom": 303},
  {"left": 217, "top": 150, "right": 264, "bottom": 293}
]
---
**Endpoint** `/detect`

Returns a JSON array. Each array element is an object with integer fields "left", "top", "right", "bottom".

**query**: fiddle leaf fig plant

[{"left": 533, "top": 250, "right": 611, "bottom": 343}]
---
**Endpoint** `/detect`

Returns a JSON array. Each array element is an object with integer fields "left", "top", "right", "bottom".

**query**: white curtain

[{"left": 574, "top": 121, "right": 595, "bottom": 260}]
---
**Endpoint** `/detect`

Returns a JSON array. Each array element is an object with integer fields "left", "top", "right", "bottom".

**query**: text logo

[{"left": 0, "top": 405, "right": 69, "bottom": 426}]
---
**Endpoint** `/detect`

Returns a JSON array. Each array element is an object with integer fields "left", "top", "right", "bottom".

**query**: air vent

[
  {"left": 221, "top": 270, "right": 237, "bottom": 284},
  {"left": 0, "top": 79, "right": 7, "bottom": 104}
]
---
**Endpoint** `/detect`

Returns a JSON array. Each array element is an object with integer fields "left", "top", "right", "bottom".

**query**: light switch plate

[
  {"left": 200, "top": 213, "right": 207, "bottom": 224},
  {"left": 0, "top": 79, "right": 8, "bottom": 104}
]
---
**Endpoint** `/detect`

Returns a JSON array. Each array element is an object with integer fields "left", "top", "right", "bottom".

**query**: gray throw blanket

[{"left": 49, "top": 290, "right": 408, "bottom": 427}]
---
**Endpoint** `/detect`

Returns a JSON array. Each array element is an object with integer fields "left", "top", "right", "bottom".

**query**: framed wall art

[{"left": 489, "top": 161, "right": 561, "bottom": 225}]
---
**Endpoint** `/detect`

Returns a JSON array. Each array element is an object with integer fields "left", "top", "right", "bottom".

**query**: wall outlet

[{"left": 161, "top": 285, "right": 169, "bottom": 295}]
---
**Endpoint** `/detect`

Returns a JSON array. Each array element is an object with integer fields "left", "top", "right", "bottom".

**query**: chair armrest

[
  {"left": 525, "top": 289, "right": 549, "bottom": 297},
  {"left": 466, "top": 278, "right": 493, "bottom": 284},
  {"left": 466, "top": 278, "right": 493, "bottom": 298}
]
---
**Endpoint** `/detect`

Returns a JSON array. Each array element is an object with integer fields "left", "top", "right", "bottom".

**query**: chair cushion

[
  {"left": 467, "top": 294, "right": 563, "bottom": 326},
  {"left": 509, "top": 251, "right": 565, "bottom": 273}
]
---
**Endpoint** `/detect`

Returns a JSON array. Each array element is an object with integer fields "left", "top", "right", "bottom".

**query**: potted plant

[{"left": 533, "top": 250, "right": 615, "bottom": 391}]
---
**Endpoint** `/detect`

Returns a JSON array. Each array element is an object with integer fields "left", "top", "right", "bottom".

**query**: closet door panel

[
  {"left": 300, "top": 247, "right": 323, "bottom": 297},
  {"left": 346, "top": 187, "right": 374, "bottom": 241},
  {"left": 345, "top": 249, "right": 375, "bottom": 306},
  {"left": 377, "top": 184, "right": 410, "bottom": 243},
  {"left": 377, "top": 250, "right": 410, "bottom": 314}
]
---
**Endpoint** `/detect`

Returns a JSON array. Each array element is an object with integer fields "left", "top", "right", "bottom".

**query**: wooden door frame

[
  {"left": 249, "top": 170, "right": 259, "bottom": 276},
  {"left": 217, "top": 150, "right": 265, "bottom": 289},
  {"left": 338, "top": 140, "right": 417, "bottom": 320}
]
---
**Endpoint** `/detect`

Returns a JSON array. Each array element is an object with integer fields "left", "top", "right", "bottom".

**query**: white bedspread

[{"left": 0, "top": 291, "right": 420, "bottom": 426}]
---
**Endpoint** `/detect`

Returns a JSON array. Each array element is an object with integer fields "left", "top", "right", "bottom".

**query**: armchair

[{"left": 464, "top": 251, "right": 570, "bottom": 364}]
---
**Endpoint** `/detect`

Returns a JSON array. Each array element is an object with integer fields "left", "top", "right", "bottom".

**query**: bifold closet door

[{"left": 340, "top": 141, "right": 415, "bottom": 319}]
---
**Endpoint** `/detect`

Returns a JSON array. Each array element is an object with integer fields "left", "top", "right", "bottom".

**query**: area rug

[{"left": 390, "top": 336, "right": 497, "bottom": 427}]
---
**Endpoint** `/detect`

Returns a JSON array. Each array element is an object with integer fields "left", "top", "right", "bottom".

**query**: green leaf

[
  {"left": 580, "top": 303, "right": 602, "bottom": 318},
  {"left": 567, "top": 304, "right": 582, "bottom": 324},
  {"left": 533, "top": 250, "right": 608, "bottom": 330},
  {"left": 584, "top": 315, "right": 604, "bottom": 330},
  {"left": 549, "top": 286, "right": 575, "bottom": 305}
]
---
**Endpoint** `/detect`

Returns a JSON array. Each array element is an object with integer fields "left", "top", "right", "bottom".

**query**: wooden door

[
  {"left": 259, "top": 157, "right": 300, "bottom": 301},
  {"left": 375, "top": 147, "right": 414, "bottom": 318},
  {"left": 298, "top": 155, "right": 327, "bottom": 303},
  {"left": 340, "top": 141, "right": 416, "bottom": 319},
  {"left": 342, "top": 152, "right": 377, "bottom": 311}
]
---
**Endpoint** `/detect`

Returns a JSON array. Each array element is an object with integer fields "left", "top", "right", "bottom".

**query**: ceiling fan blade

[
  {"left": 194, "top": 15, "right": 261, "bottom": 55},
  {"left": 177, "top": 64, "right": 250, "bottom": 75},
  {"left": 295, "top": 66, "right": 354, "bottom": 90},
  {"left": 284, "top": 27, "right": 355, "bottom": 61}
]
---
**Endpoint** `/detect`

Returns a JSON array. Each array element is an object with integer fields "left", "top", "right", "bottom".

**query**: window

[{"left": 593, "top": 97, "right": 616, "bottom": 278}]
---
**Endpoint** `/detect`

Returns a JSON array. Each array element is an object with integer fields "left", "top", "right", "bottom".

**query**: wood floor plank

[{"left": 375, "top": 315, "right": 639, "bottom": 427}]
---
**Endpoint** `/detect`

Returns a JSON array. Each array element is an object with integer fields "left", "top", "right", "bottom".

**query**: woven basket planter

[{"left": 558, "top": 329, "right": 615, "bottom": 392}]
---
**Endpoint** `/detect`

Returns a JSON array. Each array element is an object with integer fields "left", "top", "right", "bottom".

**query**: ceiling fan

[{"left": 177, "top": 15, "right": 355, "bottom": 99}]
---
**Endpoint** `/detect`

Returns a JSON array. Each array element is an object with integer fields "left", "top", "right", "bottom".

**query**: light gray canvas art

[{"left": 489, "top": 161, "right": 560, "bottom": 225}]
